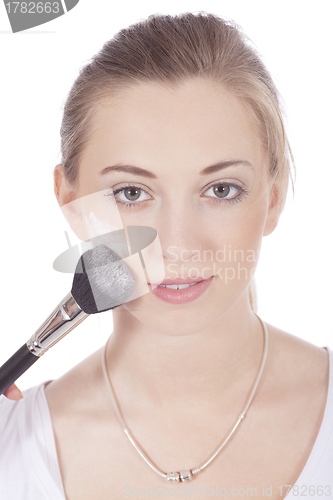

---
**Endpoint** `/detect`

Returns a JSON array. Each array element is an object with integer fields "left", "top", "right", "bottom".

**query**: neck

[{"left": 103, "top": 296, "right": 266, "bottom": 418}]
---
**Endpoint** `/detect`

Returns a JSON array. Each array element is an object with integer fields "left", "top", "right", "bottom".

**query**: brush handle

[
  {"left": 0, "top": 344, "right": 39, "bottom": 396},
  {"left": 0, "top": 293, "right": 89, "bottom": 396}
]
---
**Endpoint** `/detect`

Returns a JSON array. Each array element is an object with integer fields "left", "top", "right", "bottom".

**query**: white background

[{"left": 0, "top": 1, "right": 332, "bottom": 392}]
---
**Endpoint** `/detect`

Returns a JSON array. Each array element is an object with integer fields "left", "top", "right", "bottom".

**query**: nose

[{"left": 155, "top": 201, "right": 204, "bottom": 265}]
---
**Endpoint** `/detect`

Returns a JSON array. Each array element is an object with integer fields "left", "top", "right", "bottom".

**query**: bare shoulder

[
  {"left": 262, "top": 321, "right": 329, "bottom": 405},
  {"left": 44, "top": 346, "right": 106, "bottom": 419}
]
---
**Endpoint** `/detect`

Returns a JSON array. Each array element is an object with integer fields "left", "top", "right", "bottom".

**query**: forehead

[{"left": 82, "top": 78, "right": 265, "bottom": 176}]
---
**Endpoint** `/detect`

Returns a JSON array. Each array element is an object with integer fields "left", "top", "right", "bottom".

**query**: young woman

[{"left": 1, "top": 12, "right": 332, "bottom": 500}]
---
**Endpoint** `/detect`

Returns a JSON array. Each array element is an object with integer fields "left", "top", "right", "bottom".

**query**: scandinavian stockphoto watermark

[
  {"left": 123, "top": 483, "right": 333, "bottom": 497},
  {"left": 164, "top": 245, "right": 259, "bottom": 284},
  {"left": 3, "top": 0, "right": 80, "bottom": 33},
  {"left": 165, "top": 262, "right": 256, "bottom": 284}
]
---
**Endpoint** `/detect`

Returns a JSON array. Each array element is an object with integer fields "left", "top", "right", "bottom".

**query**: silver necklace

[{"left": 101, "top": 313, "right": 268, "bottom": 483}]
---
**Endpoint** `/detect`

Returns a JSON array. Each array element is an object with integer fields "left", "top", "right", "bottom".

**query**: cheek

[
  {"left": 207, "top": 200, "right": 268, "bottom": 285},
  {"left": 209, "top": 198, "right": 267, "bottom": 248},
  {"left": 233, "top": 204, "right": 267, "bottom": 249}
]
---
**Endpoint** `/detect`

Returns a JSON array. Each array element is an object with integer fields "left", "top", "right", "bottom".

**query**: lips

[
  {"left": 148, "top": 276, "right": 214, "bottom": 304},
  {"left": 150, "top": 277, "right": 210, "bottom": 286}
]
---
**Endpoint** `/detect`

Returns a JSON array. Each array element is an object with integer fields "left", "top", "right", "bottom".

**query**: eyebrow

[{"left": 100, "top": 160, "right": 253, "bottom": 179}]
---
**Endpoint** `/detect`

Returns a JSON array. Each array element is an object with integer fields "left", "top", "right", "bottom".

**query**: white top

[{"left": 1, "top": 347, "right": 333, "bottom": 499}]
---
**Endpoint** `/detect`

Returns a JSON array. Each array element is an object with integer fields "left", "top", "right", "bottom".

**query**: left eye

[{"left": 204, "top": 183, "right": 242, "bottom": 200}]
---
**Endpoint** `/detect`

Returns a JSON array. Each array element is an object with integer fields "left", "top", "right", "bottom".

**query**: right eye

[{"left": 106, "top": 185, "right": 152, "bottom": 209}]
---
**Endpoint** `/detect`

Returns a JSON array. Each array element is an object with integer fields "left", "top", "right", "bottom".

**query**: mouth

[
  {"left": 149, "top": 276, "right": 211, "bottom": 287},
  {"left": 148, "top": 276, "right": 214, "bottom": 304},
  {"left": 158, "top": 282, "right": 200, "bottom": 290}
]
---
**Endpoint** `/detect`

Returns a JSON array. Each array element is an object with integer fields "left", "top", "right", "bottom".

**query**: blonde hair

[{"left": 59, "top": 11, "right": 295, "bottom": 313}]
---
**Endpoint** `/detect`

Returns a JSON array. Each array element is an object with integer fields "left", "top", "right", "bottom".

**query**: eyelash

[{"left": 105, "top": 182, "right": 249, "bottom": 210}]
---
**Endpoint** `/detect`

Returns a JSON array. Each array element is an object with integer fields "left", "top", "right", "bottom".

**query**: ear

[
  {"left": 263, "top": 182, "right": 282, "bottom": 237},
  {"left": 54, "top": 164, "right": 90, "bottom": 241},
  {"left": 54, "top": 164, "right": 76, "bottom": 207}
]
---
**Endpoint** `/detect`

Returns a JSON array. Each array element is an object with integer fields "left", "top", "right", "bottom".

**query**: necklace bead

[
  {"left": 166, "top": 472, "right": 180, "bottom": 482},
  {"left": 166, "top": 470, "right": 193, "bottom": 482},
  {"left": 180, "top": 470, "right": 193, "bottom": 482}
]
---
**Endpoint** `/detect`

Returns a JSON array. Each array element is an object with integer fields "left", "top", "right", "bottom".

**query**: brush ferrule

[{"left": 26, "top": 292, "right": 89, "bottom": 356}]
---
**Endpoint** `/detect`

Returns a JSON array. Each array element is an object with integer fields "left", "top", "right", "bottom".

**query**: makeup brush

[{"left": 0, "top": 244, "right": 136, "bottom": 396}]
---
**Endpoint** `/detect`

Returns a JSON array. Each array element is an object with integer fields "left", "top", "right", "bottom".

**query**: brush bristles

[{"left": 71, "top": 245, "right": 136, "bottom": 314}]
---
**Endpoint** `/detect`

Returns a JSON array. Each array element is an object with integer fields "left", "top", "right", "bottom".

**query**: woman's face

[{"left": 57, "top": 77, "right": 280, "bottom": 334}]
